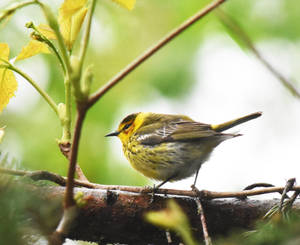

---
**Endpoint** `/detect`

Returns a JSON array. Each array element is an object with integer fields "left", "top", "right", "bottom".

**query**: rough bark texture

[{"left": 37, "top": 186, "right": 300, "bottom": 244}]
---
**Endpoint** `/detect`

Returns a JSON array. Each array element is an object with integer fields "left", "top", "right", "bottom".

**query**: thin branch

[
  {"left": 216, "top": 9, "right": 300, "bottom": 99},
  {"left": 1, "top": 60, "right": 59, "bottom": 115},
  {"left": 58, "top": 143, "right": 89, "bottom": 181},
  {"left": 0, "top": 167, "right": 92, "bottom": 188},
  {"left": 87, "top": 0, "right": 227, "bottom": 108},
  {"left": 3, "top": 167, "right": 300, "bottom": 200}
]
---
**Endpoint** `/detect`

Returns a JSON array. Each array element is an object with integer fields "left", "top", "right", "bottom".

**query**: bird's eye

[{"left": 123, "top": 123, "right": 131, "bottom": 131}]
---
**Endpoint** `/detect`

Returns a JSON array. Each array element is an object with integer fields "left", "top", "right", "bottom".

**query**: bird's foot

[
  {"left": 191, "top": 184, "right": 204, "bottom": 198},
  {"left": 142, "top": 184, "right": 158, "bottom": 203}
]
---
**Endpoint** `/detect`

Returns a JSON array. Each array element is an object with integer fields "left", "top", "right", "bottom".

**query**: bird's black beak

[{"left": 105, "top": 131, "right": 120, "bottom": 137}]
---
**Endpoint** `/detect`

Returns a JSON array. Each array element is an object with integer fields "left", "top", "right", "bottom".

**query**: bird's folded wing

[{"left": 136, "top": 121, "right": 219, "bottom": 145}]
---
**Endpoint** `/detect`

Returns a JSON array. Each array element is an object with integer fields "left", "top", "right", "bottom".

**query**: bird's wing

[{"left": 136, "top": 120, "right": 221, "bottom": 145}]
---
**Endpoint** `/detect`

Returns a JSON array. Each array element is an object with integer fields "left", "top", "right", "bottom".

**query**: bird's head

[{"left": 105, "top": 112, "right": 150, "bottom": 145}]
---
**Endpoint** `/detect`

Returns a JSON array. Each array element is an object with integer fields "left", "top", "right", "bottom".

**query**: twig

[
  {"left": 58, "top": 143, "right": 89, "bottom": 182},
  {"left": 165, "top": 230, "right": 172, "bottom": 244},
  {"left": 87, "top": 0, "right": 227, "bottom": 108},
  {"left": 216, "top": 9, "right": 300, "bottom": 99},
  {"left": 195, "top": 199, "right": 212, "bottom": 245}
]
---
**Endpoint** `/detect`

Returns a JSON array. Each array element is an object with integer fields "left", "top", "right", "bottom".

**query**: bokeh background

[{"left": 1, "top": 0, "right": 300, "bottom": 193}]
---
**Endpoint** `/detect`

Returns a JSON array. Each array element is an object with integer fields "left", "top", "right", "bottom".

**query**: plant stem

[
  {"left": 61, "top": 76, "right": 71, "bottom": 142},
  {"left": 36, "top": 0, "right": 71, "bottom": 73},
  {"left": 0, "top": 0, "right": 36, "bottom": 23},
  {"left": 30, "top": 23, "right": 66, "bottom": 74},
  {"left": 35, "top": 1, "right": 73, "bottom": 141},
  {"left": 3, "top": 62, "right": 59, "bottom": 115},
  {"left": 87, "top": 0, "right": 227, "bottom": 108},
  {"left": 78, "top": 0, "right": 96, "bottom": 72}
]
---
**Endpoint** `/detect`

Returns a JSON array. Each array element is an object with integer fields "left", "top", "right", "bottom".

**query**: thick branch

[{"left": 39, "top": 186, "right": 300, "bottom": 244}]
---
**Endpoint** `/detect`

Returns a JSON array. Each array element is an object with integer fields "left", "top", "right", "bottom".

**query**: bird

[{"left": 106, "top": 111, "right": 262, "bottom": 189}]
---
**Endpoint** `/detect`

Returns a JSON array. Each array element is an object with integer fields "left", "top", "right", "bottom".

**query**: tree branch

[
  {"left": 87, "top": 0, "right": 227, "bottom": 108},
  {"left": 216, "top": 9, "right": 300, "bottom": 99},
  {"left": 2, "top": 167, "right": 300, "bottom": 200}
]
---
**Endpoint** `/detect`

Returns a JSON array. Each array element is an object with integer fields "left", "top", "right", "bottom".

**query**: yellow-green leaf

[
  {"left": 0, "top": 43, "right": 9, "bottom": 60},
  {"left": 58, "top": 0, "right": 88, "bottom": 50},
  {"left": 37, "top": 24, "right": 57, "bottom": 40},
  {"left": 16, "top": 40, "right": 50, "bottom": 61},
  {"left": 70, "top": 7, "right": 88, "bottom": 48},
  {"left": 0, "top": 43, "right": 17, "bottom": 112},
  {"left": 111, "top": 0, "right": 136, "bottom": 10},
  {"left": 145, "top": 200, "right": 189, "bottom": 230}
]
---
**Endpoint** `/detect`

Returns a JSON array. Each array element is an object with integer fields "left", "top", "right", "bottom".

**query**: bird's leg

[
  {"left": 154, "top": 176, "right": 174, "bottom": 190},
  {"left": 191, "top": 168, "right": 202, "bottom": 196},
  {"left": 191, "top": 168, "right": 200, "bottom": 189}
]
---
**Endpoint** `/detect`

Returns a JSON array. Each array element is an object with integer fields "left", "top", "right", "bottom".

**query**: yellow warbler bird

[{"left": 106, "top": 112, "right": 262, "bottom": 189}]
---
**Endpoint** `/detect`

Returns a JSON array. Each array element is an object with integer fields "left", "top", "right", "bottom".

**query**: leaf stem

[
  {"left": 0, "top": 0, "right": 36, "bottom": 23},
  {"left": 2, "top": 60, "right": 59, "bottom": 115},
  {"left": 29, "top": 23, "right": 66, "bottom": 74}
]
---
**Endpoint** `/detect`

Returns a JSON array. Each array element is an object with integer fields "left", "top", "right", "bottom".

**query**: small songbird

[{"left": 106, "top": 112, "right": 262, "bottom": 189}]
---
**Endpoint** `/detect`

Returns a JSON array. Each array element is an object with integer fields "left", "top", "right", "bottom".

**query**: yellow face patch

[{"left": 117, "top": 112, "right": 150, "bottom": 145}]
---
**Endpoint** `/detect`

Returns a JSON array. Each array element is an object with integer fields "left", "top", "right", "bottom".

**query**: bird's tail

[{"left": 211, "top": 112, "right": 262, "bottom": 132}]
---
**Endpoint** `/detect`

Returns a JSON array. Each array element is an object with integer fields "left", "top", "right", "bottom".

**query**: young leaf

[
  {"left": 15, "top": 40, "right": 50, "bottom": 61},
  {"left": 111, "top": 0, "right": 136, "bottom": 10},
  {"left": 0, "top": 43, "right": 17, "bottom": 112},
  {"left": 58, "top": 0, "right": 88, "bottom": 51},
  {"left": 37, "top": 24, "right": 57, "bottom": 40},
  {"left": 145, "top": 200, "right": 198, "bottom": 245}
]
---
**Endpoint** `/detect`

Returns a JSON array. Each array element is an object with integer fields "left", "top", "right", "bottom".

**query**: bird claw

[
  {"left": 142, "top": 185, "right": 157, "bottom": 203},
  {"left": 191, "top": 184, "right": 203, "bottom": 198}
]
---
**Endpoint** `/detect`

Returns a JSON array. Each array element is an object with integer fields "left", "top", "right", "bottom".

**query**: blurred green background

[{"left": 0, "top": 0, "right": 300, "bottom": 187}]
